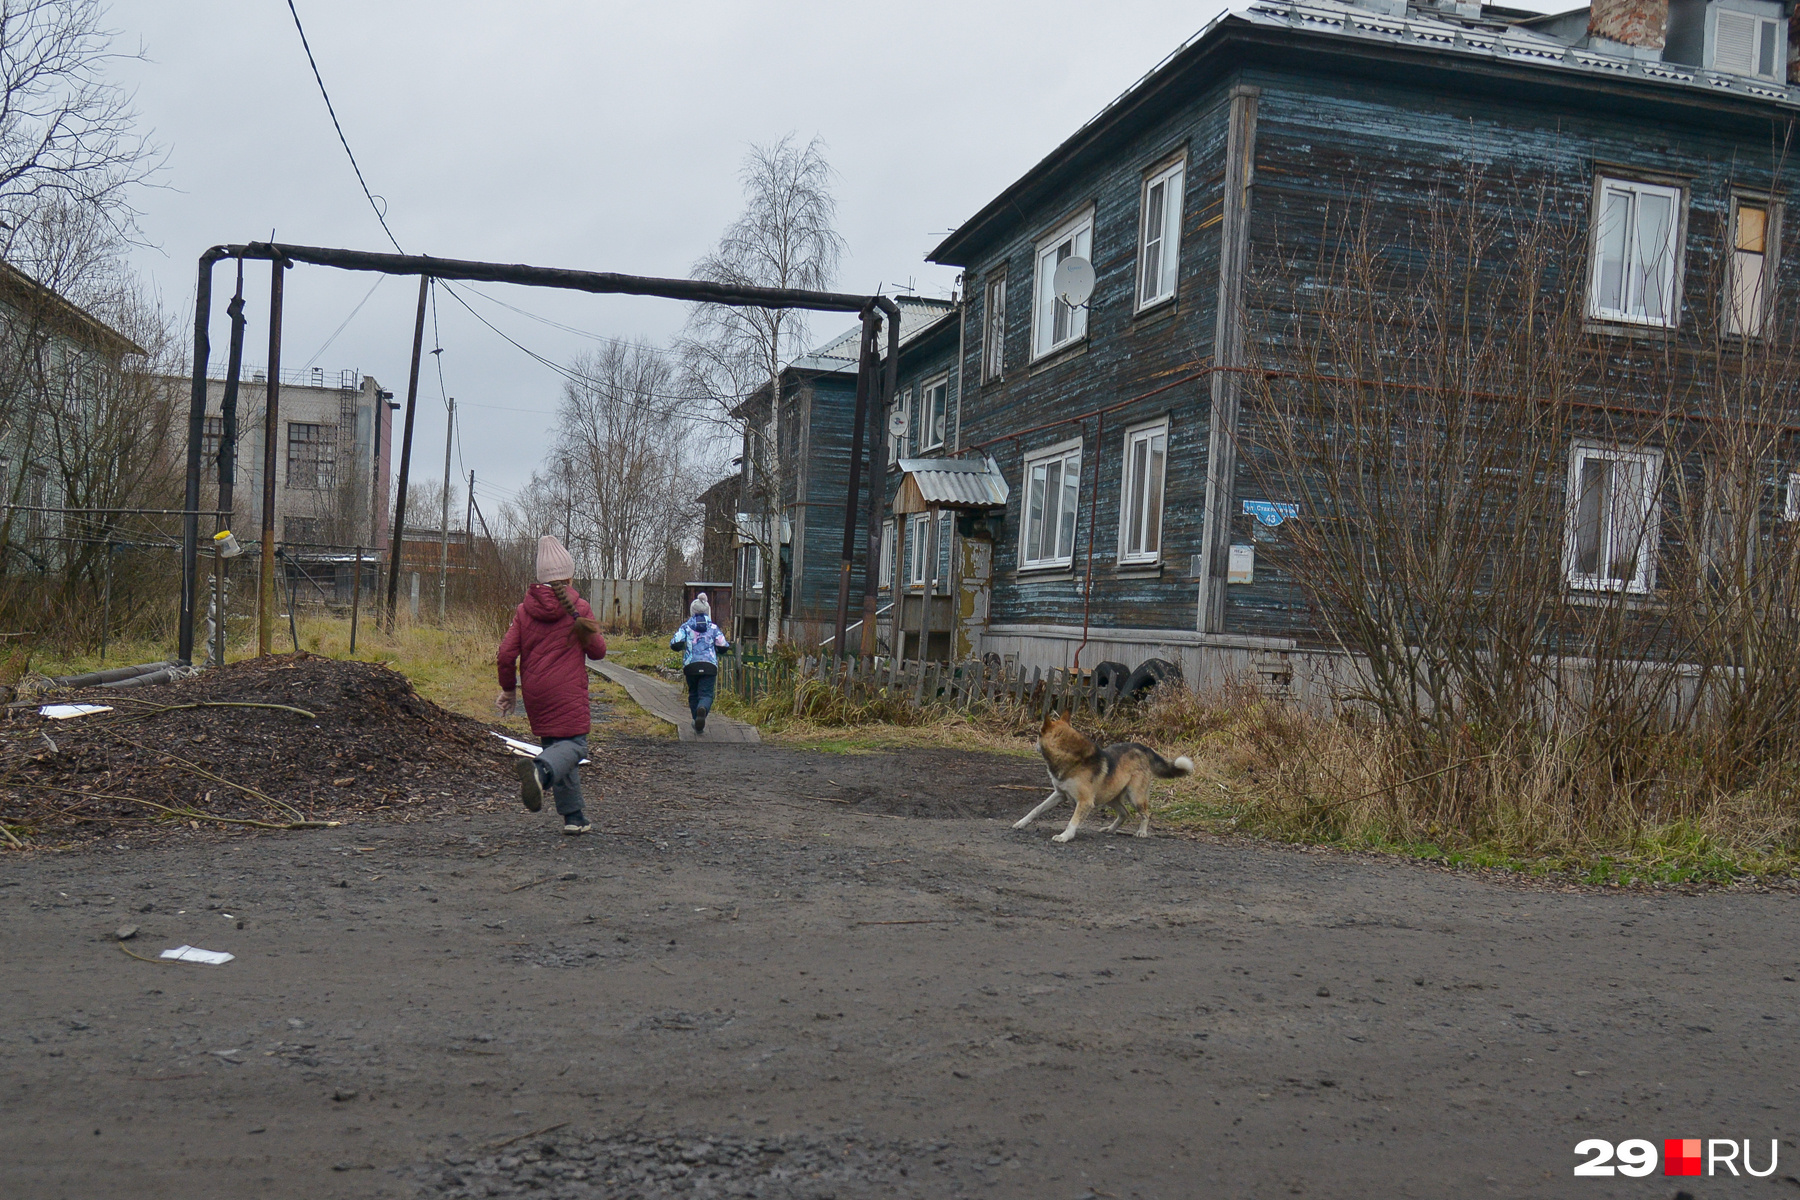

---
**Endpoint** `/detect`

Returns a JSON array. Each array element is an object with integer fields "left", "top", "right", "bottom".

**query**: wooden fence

[{"left": 719, "top": 653, "right": 1131, "bottom": 718}]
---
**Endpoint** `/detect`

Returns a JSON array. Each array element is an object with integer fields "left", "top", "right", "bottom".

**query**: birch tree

[{"left": 678, "top": 134, "right": 845, "bottom": 649}]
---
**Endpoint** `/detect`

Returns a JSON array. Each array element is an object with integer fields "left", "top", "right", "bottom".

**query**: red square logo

[{"left": 1665, "top": 1138, "right": 1703, "bottom": 1177}]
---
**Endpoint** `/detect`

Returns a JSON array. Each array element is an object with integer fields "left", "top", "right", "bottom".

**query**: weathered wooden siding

[
  {"left": 789, "top": 371, "right": 866, "bottom": 634},
  {"left": 1225, "top": 66, "right": 1800, "bottom": 644},
  {"left": 948, "top": 80, "right": 1238, "bottom": 640}
]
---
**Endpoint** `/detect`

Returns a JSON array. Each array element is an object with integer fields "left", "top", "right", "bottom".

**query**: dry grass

[{"left": 710, "top": 666, "right": 1800, "bottom": 884}]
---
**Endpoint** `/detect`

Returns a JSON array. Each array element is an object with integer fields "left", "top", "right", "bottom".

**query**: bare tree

[
  {"left": 554, "top": 340, "right": 701, "bottom": 581},
  {"left": 1249, "top": 165, "right": 1800, "bottom": 847},
  {"left": 678, "top": 134, "right": 845, "bottom": 649},
  {"left": 0, "top": 1, "right": 157, "bottom": 262}
]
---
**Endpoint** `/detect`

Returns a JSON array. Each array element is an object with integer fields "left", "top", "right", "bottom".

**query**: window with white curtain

[
  {"left": 1118, "top": 421, "right": 1168, "bottom": 563},
  {"left": 1032, "top": 211, "right": 1093, "bottom": 359},
  {"left": 1137, "top": 160, "right": 1184, "bottom": 310},
  {"left": 1020, "top": 440, "right": 1082, "bottom": 569},
  {"left": 1564, "top": 443, "right": 1662, "bottom": 594},
  {"left": 1588, "top": 177, "right": 1683, "bottom": 328}
]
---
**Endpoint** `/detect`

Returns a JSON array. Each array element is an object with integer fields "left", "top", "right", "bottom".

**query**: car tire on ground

[{"left": 1120, "top": 658, "right": 1181, "bottom": 701}]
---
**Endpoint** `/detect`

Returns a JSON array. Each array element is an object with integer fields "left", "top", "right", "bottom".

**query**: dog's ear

[{"left": 1040, "top": 711, "right": 1061, "bottom": 734}]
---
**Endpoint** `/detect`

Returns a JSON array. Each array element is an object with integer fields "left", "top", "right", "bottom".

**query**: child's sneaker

[
  {"left": 562, "top": 811, "right": 591, "bottom": 835},
  {"left": 516, "top": 758, "right": 546, "bottom": 812},
  {"left": 694, "top": 705, "right": 709, "bottom": 735}
]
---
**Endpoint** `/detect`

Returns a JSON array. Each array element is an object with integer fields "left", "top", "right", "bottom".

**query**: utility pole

[
  {"left": 384, "top": 276, "right": 431, "bottom": 630},
  {"left": 257, "top": 257, "right": 288, "bottom": 656},
  {"left": 438, "top": 396, "right": 454, "bottom": 620}
]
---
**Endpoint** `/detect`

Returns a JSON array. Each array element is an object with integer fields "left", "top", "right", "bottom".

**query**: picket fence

[{"left": 718, "top": 653, "right": 1131, "bottom": 718}]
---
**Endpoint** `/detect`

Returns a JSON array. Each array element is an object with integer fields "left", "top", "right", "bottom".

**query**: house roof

[
  {"left": 894, "top": 455, "right": 1011, "bottom": 512},
  {"left": 0, "top": 261, "right": 146, "bottom": 358},
  {"left": 787, "top": 297, "right": 956, "bottom": 374},
  {"left": 929, "top": 0, "right": 1800, "bottom": 266}
]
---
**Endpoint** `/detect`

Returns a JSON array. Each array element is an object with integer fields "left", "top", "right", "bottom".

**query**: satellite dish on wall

[
  {"left": 888, "top": 409, "right": 908, "bottom": 438},
  {"left": 1054, "top": 256, "right": 1095, "bottom": 309}
]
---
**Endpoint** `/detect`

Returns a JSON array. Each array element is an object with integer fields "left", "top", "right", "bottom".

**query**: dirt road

[{"left": 5, "top": 732, "right": 1799, "bottom": 1199}]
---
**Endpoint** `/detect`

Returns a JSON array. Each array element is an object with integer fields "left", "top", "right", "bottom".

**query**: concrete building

[{"left": 190, "top": 366, "right": 394, "bottom": 551}]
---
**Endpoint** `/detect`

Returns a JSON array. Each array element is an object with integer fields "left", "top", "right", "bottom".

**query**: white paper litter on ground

[
  {"left": 39, "top": 703, "right": 113, "bottom": 719},
  {"left": 159, "top": 945, "right": 234, "bottom": 965},
  {"left": 488, "top": 731, "right": 589, "bottom": 765}
]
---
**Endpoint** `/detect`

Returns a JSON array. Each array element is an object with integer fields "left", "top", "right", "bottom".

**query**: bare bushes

[{"left": 1245, "top": 168, "right": 1800, "bottom": 866}]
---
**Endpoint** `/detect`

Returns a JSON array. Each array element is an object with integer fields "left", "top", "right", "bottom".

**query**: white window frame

[
  {"left": 741, "top": 544, "right": 763, "bottom": 592},
  {"left": 1032, "top": 209, "right": 1094, "bottom": 361},
  {"left": 1019, "top": 437, "right": 1083, "bottom": 570},
  {"left": 902, "top": 512, "right": 952, "bottom": 590},
  {"left": 1137, "top": 159, "right": 1185, "bottom": 311},
  {"left": 1710, "top": 6, "right": 1787, "bottom": 81},
  {"left": 888, "top": 387, "right": 911, "bottom": 466},
  {"left": 1564, "top": 443, "right": 1663, "bottom": 595},
  {"left": 920, "top": 374, "right": 949, "bottom": 452},
  {"left": 1587, "top": 176, "right": 1685, "bottom": 329},
  {"left": 983, "top": 274, "right": 1006, "bottom": 383},
  {"left": 879, "top": 519, "right": 895, "bottom": 588},
  {"left": 1784, "top": 472, "right": 1800, "bottom": 522},
  {"left": 1117, "top": 419, "right": 1169, "bottom": 564},
  {"left": 1727, "top": 195, "right": 1778, "bottom": 339}
]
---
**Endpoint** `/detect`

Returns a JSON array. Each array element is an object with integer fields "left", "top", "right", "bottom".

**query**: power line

[
  {"left": 303, "top": 272, "right": 385, "bottom": 367},
  {"left": 285, "top": 0, "right": 404, "bottom": 254}
]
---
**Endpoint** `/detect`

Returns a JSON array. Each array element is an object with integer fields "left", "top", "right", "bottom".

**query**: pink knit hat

[{"left": 535, "top": 535, "right": 575, "bottom": 583}]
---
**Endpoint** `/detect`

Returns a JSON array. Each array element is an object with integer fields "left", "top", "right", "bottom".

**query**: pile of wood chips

[{"left": 2, "top": 652, "right": 514, "bottom": 847}]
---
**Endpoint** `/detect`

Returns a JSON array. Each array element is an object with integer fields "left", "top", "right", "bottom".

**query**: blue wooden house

[
  {"left": 728, "top": 297, "right": 954, "bottom": 646},
  {"left": 867, "top": 0, "right": 1800, "bottom": 686}
]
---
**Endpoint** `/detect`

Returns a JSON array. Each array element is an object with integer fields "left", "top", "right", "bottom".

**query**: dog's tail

[{"left": 1146, "top": 750, "right": 1195, "bottom": 779}]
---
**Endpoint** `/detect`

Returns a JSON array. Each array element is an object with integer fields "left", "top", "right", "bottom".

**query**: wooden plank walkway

[{"left": 588, "top": 659, "right": 761, "bottom": 743}]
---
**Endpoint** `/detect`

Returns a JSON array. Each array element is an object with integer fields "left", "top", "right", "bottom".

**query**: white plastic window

[
  {"left": 1565, "top": 444, "right": 1662, "bottom": 594},
  {"left": 1785, "top": 472, "right": 1800, "bottom": 522},
  {"left": 1712, "top": 8, "right": 1786, "bottom": 81},
  {"left": 1119, "top": 422, "right": 1168, "bottom": 563},
  {"left": 879, "top": 519, "right": 895, "bottom": 588},
  {"left": 1021, "top": 441, "right": 1082, "bottom": 569},
  {"left": 921, "top": 376, "right": 949, "bottom": 451},
  {"left": 1032, "top": 211, "right": 1093, "bottom": 359},
  {"left": 1138, "top": 161, "right": 1184, "bottom": 310},
  {"left": 1589, "top": 177, "right": 1683, "bottom": 328},
  {"left": 888, "top": 388, "right": 911, "bottom": 465}
]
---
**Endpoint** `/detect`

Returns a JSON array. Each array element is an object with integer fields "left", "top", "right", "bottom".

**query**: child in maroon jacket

[{"left": 496, "top": 536, "right": 608, "bottom": 833}]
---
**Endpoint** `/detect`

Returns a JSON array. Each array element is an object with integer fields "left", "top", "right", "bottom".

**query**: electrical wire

[
  {"left": 285, "top": 0, "right": 405, "bottom": 254},
  {"left": 303, "top": 273, "right": 385, "bottom": 368}
]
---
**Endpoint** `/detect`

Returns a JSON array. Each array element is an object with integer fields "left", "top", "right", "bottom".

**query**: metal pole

[
  {"left": 258, "top": 257, "right": 287, "bottom": 656},
  {"left": 101, "top": 541, "right": 113, "bottom": 666},
  {"left": 833, "top": 305, "right": 876, "bottom": 656},
  {"left": 384, "top": 276, "right": 431, "bottom": 630},
  {"left": 178, "top": 253, "right": 221, "bottom": 665},
  {"left": 288, "top": 564, "right": 300, "bottom": 652},
  {"left": 438, "top": 396, "right": 453, "bottom": 620},
  {"left": 861, "top": 300, "right": 901, "bottom": 656},
  {"left": 213, "top": 261, "right": 248, "bottom": 669},
  {"left": 349, "top": 545, "right": 363, "bottom": 653}
]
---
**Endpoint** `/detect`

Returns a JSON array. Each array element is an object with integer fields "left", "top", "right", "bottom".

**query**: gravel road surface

[{"left": 4, "top": 734, "right": 1798, "bottom": 1199}]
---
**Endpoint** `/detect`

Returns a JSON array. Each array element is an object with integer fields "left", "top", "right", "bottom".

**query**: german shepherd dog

[{"left": 1015, "top": 712, "right": 1194, "bottom": 842}]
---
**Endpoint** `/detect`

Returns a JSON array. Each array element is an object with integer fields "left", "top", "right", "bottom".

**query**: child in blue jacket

[{"left": 670, "top": 593, "right": 730, "bottom": 735}]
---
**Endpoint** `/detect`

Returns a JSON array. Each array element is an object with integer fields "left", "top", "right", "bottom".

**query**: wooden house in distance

[
  {"left": 728, "top": 297, "right": 954, "bottom": 647},
  {"left": 875, "top": 0, "right": 1800, "bottom": 688}
]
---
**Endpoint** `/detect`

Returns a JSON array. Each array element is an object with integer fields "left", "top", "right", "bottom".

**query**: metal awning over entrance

[{"left": 893, "top": 456, "right": 1009, "bottom": 514}]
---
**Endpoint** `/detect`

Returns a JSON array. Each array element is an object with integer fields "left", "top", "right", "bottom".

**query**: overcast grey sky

[
  {"left": 104, "top": 0, "right": 1232, "bottom": 511},
  {"left": 109, "top": 0, "right": 1573, "bottom": 513}
]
